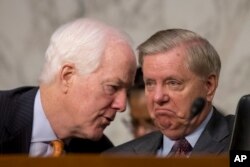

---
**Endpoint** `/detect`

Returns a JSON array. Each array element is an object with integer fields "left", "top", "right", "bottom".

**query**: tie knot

[
  {"left": 169, "top": 138, "right": 192, "bottom": 157},
  {"left": 50, "top": 140, "right": 64, "bottom": 157}
]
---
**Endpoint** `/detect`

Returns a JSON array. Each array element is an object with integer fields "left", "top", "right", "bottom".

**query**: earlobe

[
  {"left": 60, "top": 63, "right": 76, "bottom": 94},
  {"left": 205, "top": 74, "right": 218, "bottom": 102}
]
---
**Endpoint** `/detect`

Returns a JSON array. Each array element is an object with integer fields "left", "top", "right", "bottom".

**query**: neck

[{"left": 39, "top": 84, "right": 71, "bottom": 139}]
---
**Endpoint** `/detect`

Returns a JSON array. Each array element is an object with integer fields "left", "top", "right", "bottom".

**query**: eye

[
  {"left": 168, "top": 80, "right": 179, "bottom": 85},
  {"left": 103, "top": 85, "right": 118, "bottom": 95},
  {"left": 145, "top": 80, "right": 155, "bottom": 91},
  {"left": 166, "top": 80, "right": 182, "bottom": 90}
]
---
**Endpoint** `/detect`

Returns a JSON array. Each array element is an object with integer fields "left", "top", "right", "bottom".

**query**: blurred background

[{"left": 0, "top": 0, "right": 249, "bottom": 145}]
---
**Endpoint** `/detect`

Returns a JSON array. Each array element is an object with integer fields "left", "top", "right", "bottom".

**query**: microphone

[
  {"left": 189, "top": 97, "right": 206, "bottom": 120},
  {"left": 181, "top": 97, "right": 206, "bottom": 138},
  {"left": 168, "top": 97, "right": 206, "bottom": 156}
]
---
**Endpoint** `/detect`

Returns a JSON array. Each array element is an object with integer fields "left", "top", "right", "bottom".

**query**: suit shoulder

[
  {"left": 104, "top": 131, "right": 162, "bottom": 154},
  {"left": 0, "top": 86, "right": 37, "bottom": 109},
  {"left": 0, "top": 86, "right": 38, "bottom": 130},
  {"left": 0, "top": 86, "right": 37, "bottom": 99}
]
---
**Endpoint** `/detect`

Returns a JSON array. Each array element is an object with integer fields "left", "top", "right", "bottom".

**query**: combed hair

[
  {"left": 39, "top": 18, "right": 132, "bottom": 84},
  {"left": 137, "top": 29, "right": 221, "bottom": 78}
]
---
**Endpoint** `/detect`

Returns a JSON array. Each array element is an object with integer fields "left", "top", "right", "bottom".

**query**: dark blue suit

[{"left": 0, "top": 87, "right": 113, "bottom": 154}]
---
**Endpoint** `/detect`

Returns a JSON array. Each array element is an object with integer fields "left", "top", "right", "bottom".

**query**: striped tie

[{"left": 169, "top": 138, "right": 192, "bottom": 157}]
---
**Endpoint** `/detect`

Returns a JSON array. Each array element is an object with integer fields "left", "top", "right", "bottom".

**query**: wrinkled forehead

[{"left": 141, "top": 47, "right": 188, "bottom": 70}]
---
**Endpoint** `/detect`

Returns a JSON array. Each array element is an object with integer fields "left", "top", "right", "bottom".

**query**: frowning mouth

[{"left": 154, "top": 108, "right": 175, "bottom": 115}]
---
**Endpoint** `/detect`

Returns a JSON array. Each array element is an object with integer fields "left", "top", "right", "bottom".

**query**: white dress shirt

[{"left": 29, "top": 90, "right": 57, "bottom": 157}]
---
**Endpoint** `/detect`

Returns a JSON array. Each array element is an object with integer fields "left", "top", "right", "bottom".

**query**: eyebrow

[
  {"left": 103, "top": 78, "right": 133, "bottom": 88},
  {"left": 144, "top": 75, "right": 183, "bottom": 82}
]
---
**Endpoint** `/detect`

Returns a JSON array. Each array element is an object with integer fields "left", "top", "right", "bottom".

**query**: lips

[
  {"left": 102, "top": 116, "right": 114, "bottom": 126},
  {"left": 104, "top": 117, "right": 112, "bottom": 124},
  {"left": 104, "top": 115, "right": 115, "bottom": 122},
  {"left": 154, "top": 108, "right": 175, "bottom": 116}
]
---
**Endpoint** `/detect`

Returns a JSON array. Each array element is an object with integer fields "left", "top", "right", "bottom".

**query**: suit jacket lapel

[{"left": 192, "top": 108, "right": 231, "bottom": 154}]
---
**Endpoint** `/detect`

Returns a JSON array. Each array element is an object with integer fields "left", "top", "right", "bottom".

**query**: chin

[
  {"left": 155, "top": 120, "right": 172, "bottom": 131},
  {"left": 89, "top": 129, "right": 104, "bottom": 141},
  {"left": 162, "top": 130, "right": 183, "bottom": 140}
]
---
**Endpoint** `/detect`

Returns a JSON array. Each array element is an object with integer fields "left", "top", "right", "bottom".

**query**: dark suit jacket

[
  {"left": 105, "top": 108, "right": 235, "bottom": 155},
  {"left": 0, "top": 86, "right": 113, "bottom": 154}
]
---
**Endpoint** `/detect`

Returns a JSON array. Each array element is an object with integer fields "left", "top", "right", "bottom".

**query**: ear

[
  {"left": 205, "top": 74, "right": 218, "bottom": 102},
  {"left": 59, "top": 63, "right": 76, "bottom": 94}
]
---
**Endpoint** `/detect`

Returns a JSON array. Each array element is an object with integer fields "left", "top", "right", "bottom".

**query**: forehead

[
  {"left": 95, "top": 41, "right": 136, "bottom": 86},
  {"left": 142, "top": 48, "right": 189, "bottom": 77}
]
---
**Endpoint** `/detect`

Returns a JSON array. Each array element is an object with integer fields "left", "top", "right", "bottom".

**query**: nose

[
  {"left": 112, "top": 90, "right": 127, "bottom": 112},
  {"left": 153, "top": 85, "right": 169, "bottom": 105}
]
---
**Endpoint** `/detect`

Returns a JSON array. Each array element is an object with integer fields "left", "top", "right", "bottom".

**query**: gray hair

[
  {"left": 39, "top": 18, "right": 133, "bottom": 84},
  {"left": 138, "top": 29, "right": 221, "bottom": 78}
]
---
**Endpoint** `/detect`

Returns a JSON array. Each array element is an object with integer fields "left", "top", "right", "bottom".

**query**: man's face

[
  {"left": 142, "top": 47, "right": 213, "bottom": 140},
  {"left": 64, "top": 41, "right": 136, "bottom": 140},
  {"left": 129, "top": 90, "right": 156, "bottom": 138}
]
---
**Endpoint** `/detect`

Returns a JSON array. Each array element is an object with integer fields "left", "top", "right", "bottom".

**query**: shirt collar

[
  {"left": 159, "top": 108, "right": 214, "bottom": 156},
  {"left": 186, "top": 108, "right": 213, "bottom": 147},
  {"left": 31, "top": 89, "right": 57, "bottom": 142}
]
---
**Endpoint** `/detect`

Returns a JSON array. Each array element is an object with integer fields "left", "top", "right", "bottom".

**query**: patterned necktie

[
  {"left": 169, "top": 138, "right": 193, "bottom": 157},
  {"left": 50, "top": 140, "right": 64, "bottom": 157}
]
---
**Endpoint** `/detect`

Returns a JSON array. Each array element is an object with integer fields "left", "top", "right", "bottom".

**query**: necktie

[
  {"left": 169, "top": 138, "right": 192, "bottom": 157},
  {"left": 50, "top": 140, "right": 64, "bottom": 157}
]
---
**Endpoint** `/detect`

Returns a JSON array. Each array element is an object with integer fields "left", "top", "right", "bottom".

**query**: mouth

[
  {"left": 102, "top": 116, "right": 114, "bottom": 126},
  {"left": 104, "top": 117, "right": 113, "bottom": 122},
  {"left": 154, "top": 108, "right": 175, "bottom": 116}
]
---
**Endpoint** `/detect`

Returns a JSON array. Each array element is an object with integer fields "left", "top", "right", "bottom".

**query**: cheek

[
  {"left": 70, "top": 88, "right": 97, "bottom": 118},
  {"left": 64, "top": 89, "right": 83, "bottom": 113},
  {"left": 90, "top": 95, "right": 115, "bottom": 118},
  {"left": 148, "top": 110, "right": 155, "bottom": 120},
  {"left": 173, "top": 97, "right": 191, "bottom": 118}
]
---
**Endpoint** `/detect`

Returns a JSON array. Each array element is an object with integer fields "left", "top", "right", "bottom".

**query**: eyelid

[
  {"left": 166, "top": 80, "right": 179, "bottom": 84},
  {"left": 103, "top": 84, "right": 118, "bottom": 95},
  {"left": 145, "top": 79, "right": 155, "bottom": 85},
  {"left": 165, "top": 79, "right": 184, "bottom": 91}
]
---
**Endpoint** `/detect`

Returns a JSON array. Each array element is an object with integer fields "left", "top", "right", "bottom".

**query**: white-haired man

[{"left": 0, "top": 18, "right": 137, "bottom": 156}]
